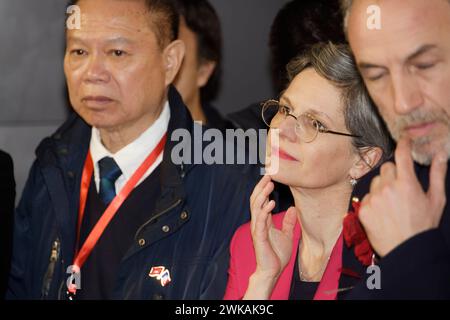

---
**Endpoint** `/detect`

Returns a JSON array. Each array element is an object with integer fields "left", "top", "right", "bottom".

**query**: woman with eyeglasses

[{"left": 224, "top": 42, "right": 393, "bottom": 300}]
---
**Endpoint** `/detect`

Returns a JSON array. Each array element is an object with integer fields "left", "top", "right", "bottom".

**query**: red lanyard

[{"left": 68, "top": 133, "right": 167, "bottom": 295}]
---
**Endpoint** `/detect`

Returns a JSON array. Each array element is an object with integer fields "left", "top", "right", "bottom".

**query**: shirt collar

[{"left": 90, "top": 101, "right": 170, "bottom": 182}]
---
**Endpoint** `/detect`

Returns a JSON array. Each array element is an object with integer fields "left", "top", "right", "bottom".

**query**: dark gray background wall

[{"left": 0, "top": 0, "right": 289, "bottom": 199}]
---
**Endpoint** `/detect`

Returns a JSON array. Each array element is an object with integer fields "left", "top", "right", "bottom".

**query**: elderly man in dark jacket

[{"left": 7, "top": 0, "right": 257, "bottom": 300}]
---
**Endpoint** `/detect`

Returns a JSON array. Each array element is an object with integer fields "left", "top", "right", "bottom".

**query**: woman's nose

[{"left": 277, "top": 116, "right": 298, "bottom": 142}]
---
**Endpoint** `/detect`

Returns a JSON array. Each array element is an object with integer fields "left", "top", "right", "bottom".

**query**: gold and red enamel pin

[{"left": 149, "top": 266, "right": 172, "bottom": 287}]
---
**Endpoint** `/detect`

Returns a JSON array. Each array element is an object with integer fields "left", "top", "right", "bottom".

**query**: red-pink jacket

[{"left": 224, "top": 212, "right": 345, "bottom": 300}]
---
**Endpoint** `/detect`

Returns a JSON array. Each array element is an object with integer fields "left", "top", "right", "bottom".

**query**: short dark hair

[
  {"left": 173, "top": 0, "right": 222, "bottom": 102},
  {"left": 68, "top": 0, "right": 179, "bottom": 49},
  {"left": 287, "top": 42, "right": 393, "bottom": 166},
  {"left": 270, "top": 0, "right": 346, "bottom": 94}
]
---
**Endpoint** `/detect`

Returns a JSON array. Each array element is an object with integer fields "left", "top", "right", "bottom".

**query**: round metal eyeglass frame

[{"left": 261, "top": 99, "right": 362, "bottom": 143}]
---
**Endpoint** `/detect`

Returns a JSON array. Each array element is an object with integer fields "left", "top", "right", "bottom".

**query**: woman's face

[{"left": 266, "top": 68, "right": 359, "bottom": 190}]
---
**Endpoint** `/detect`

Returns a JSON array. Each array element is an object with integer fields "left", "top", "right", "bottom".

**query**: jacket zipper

[
  {"left": 41, "top": 237, "right": 61, "bottom": 299},
  {"left": 134, "top": 199, "right": 183, "bottom": 241}
]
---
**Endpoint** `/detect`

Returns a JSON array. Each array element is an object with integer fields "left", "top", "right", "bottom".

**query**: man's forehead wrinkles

[
  {"left": 74, "top": 22, "right": 153, "bottom": 38},
  {"left": 79, "top": 12, "right": 152, "bottom": 34}
]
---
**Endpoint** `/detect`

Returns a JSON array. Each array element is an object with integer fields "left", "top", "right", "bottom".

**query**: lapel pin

[{"left": 149, "top": 266, "right": 172, "bottom": 287}]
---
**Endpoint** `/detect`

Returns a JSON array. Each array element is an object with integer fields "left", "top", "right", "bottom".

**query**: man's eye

[
  {"left": 416, "top": 63, "right": 435, "bottom": 70},
  {"left": 111, "top": 50, "right": 126, "bottom": 57},
  {"left": 71, "top": 49, "right": 86, "bottom": 56},
  {"left": 366, "top": 73, "right": 385, "bottom": 82}
]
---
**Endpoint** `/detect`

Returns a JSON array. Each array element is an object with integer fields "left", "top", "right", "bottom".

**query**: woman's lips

[
  {"left": 404, "top": 121, "right": 436, "bottom": 138},
  {"left": 272, "top": 147, "right": 298, "bottom": 161}
]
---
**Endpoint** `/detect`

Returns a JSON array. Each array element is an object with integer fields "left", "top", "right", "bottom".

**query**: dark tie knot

[
  {"left": 98, "top": 157, "right": 122, "bottom": 205},
  {"left": 99, "top": 157, "right": 122, "bottom": 183}
]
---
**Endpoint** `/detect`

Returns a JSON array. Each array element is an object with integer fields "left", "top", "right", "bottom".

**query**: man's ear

[
  {"left": 350, "top": 147, "right": 383, "bottom": 180},
  {"left": 163, "top": 39, "right": 186, "bottom": 86},
  {"left": 197, "top": 60, "right": 217, "bottom": 88}
]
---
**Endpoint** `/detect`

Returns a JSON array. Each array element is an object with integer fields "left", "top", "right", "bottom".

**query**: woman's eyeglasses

[{"left": 261, "top": 99, "right": 361, "bottom": 143}]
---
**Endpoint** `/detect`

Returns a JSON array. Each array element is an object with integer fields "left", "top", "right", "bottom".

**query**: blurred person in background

[
  {"left": 228, "top": 0, "right": 346, "bottom": 130},
  {"left": 173, "top": 0, "right": 234, "bottom": 132}
]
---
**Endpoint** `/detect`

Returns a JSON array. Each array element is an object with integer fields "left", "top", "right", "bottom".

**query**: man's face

[
  {"left": 348, "top": 0, "right": 450, "bottom": 164},
  {"left": 173, "top": 17, "right": 215, "bottom": 110},
  {"left": 64, "top": 0, "right": 168, "bottom": 131}
]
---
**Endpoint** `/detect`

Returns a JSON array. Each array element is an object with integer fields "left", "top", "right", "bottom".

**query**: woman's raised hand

[{"left": 244, "top": 175, "right": 298, "bottom": 299}]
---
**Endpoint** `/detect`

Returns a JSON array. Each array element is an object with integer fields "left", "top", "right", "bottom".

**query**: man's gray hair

[{"left": 286, "top": 42, "right": 393, "bottom": 165}]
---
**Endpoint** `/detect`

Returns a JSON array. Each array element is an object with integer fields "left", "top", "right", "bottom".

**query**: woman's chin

[{"left": 267, "top": 170, "right": 296, "bottom": 187}]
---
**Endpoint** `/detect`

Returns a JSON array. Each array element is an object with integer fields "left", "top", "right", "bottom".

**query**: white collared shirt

[{"left": 89, "top": 102, "right": 170, "bottom": 194}]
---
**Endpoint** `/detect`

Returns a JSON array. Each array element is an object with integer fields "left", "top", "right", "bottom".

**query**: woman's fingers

[
  {"left": 250, "top": 175, "right": 272, "bottom": 206},
  {"left": 250, "top": 175, "right": 276, "bottom": 237},
  {"left": 250, "top": 182, "right": 271, "bottom": 232},
  {"left": 251, "top": 181, "right": 274, "bottom": 217},
  {"left": 253, "top": 200, "right": 275, "bottom": 239},
  {"left": 281, "top": 206, "right": 298, "bottom": 238}
]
